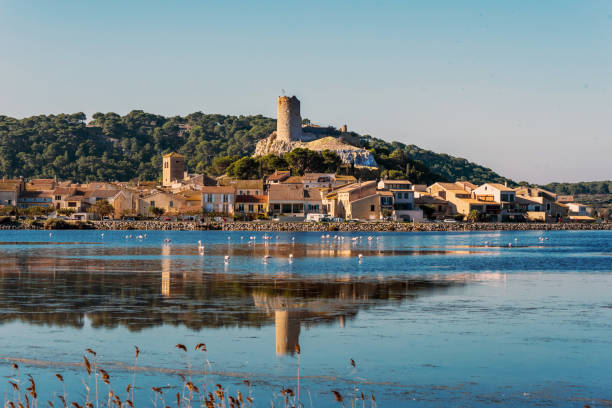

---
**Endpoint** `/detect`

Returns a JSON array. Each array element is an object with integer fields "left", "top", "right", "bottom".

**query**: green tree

[
  {"left": 91, "top": 200, "right": 114, "bottom": 218},
  {"left": 226, "top": 157, "right": 260, "bottom": 179},
  {"left": 467, "top": 210, "right": 480, "bottom": 222},
  {"left": 149, "top": 206, "right": 165, "bottom": 217}
]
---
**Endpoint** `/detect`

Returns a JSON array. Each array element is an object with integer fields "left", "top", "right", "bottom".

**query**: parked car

[{"left": 443, "top": 218, "right": 458, "bottom": 223}]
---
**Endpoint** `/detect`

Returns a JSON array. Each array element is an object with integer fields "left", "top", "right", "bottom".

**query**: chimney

[{"left": 504, "top": 180, "right": 508, "bottom": 187}]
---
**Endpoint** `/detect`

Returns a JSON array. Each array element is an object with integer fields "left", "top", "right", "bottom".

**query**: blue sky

[{"left": 1, "top": 1, "right": 610, "bottom": 183}]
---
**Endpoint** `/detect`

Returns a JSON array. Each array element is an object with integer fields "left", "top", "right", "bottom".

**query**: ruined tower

[{"left": 277, "top": 96, "right": 302, "bottom": 142}]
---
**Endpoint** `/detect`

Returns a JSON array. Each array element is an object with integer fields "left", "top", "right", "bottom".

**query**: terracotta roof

[
  {"left": 217, "top": 179, "right": 263, "bottom": 190},
  {"left": 302, "top": 173, "right": 334, "bottom": 183},
  {"left": 236, "top": 195, "right": 268, "bottom": 203},
  {"left": 64, "top": 196, "right": 86, "bottom": 201},
  {"left": 483, "top": 183, "right": 515, "bottom": 191},
  {"left": 336, "top": 180, "right": 376, "bottom": 194},
  {"left": 432, "top": 182, "right": 463, "bottom": 191},
  {"left": 200, "top": 186, "right": 236, "bottom": 194},
  {"left": 266, "top": 170, "right": 291, "bottom": 182},
  {"left": 268, "top": 184, "right": 305, "bottom": 201},
  {"left": 382, "top": 179, "right": 412, "bottom": 184},
  {"left": 282, "top": 176, "right": 303, "bottom": 184},
  {"left": 163, "top": 152, "right": 184, "bottom": 158},
  {"left": 303, "top": 188, "right": 323, "bottom": 201},
  {"left": 19, "top": 191, "right": 52, "bottom": 198},
  {"left": 335, "top": 175, "right": 357, "bottom": 181},
  {"left": 415, "top": 196, "right": 448, "bottom": 205},
  {"left": 29, "top": 178, "right": 55, "bottom": 185},
  {"left": 84, "top": 189, "right": 119, "bottom": 199},
  {"left": 53, "top": 187, "right": 75, "bottom": 195},
  {"left": 455, "top": 181, "right": 478, "bottom": 190},
  {"left": 0, "top": 180, "right": 21, "bottom": 191}
]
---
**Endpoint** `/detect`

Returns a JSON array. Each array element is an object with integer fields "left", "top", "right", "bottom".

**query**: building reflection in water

[
  {"left": 0, "top": 246, "right": 472, "bottom": 346},
  {"left": 161, "top": 244, "right": 171, "bottom": 297}
]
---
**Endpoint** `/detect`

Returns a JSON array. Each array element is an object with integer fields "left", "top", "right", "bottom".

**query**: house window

[
  {"left": 150, "top": 201, "right": 155, "bottom": 207},
  {"left": 370, "top": 205, "right": 375, "bottom": 212},
  {"left": 248, "top": 204, "right": 254, "bottom": 212},
  {"left": 257, "top": 205, "right": 262, "bottom": 212},
  {"left": 246, "top": 190, "right": 250, "bottom": 195},
  {"left": 238, "top": 204, "right": 244, "bottom": 212},
  {"left": 169, "top": 201, "right": 174, "bottom": 207},
  {"left": 55, "top": 195, "right": 61, "bottom": 200},
  {"left": 68, "top": 202, "right": 77, "bottom": 207}
]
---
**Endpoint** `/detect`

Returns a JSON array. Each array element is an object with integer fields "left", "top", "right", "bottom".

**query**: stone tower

[
  {"left": 162, "top": 152, "right": 185, "bottom": 186},
  {"left": 277, "top": 96, "right": 302, "bottom": 142}
]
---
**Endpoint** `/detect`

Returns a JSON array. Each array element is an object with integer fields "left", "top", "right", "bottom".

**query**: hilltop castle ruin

[{"left": 254, "top": 96, "right": 377, "bottom": 167}]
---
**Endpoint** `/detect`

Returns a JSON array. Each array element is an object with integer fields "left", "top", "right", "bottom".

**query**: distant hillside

[
  {"left": 2, "top": 110, "right": 509, "bottom": 184},
  {"left": 360, "top": 135, "right": 511, "bottom": 185},
  {"left": 540, "top": 181, "right": 612, "bottom": 195}
]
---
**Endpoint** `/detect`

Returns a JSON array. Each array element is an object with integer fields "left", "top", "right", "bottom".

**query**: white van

[{"left": 305, "top": 213, "right": 328, "bottom": 222}]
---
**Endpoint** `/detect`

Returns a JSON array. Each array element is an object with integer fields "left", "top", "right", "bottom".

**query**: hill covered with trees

[{"left": 0, "top": 110, "right": 510, "bottom": 184}]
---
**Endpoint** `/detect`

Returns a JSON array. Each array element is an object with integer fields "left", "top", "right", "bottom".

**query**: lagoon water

[{"left": 1, "top": 229, "right": 611, "bottom": 407}]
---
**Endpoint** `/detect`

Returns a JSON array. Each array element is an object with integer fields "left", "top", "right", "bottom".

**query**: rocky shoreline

[{"left": 2, "top": 220, "right": 610, "bottom": 232}]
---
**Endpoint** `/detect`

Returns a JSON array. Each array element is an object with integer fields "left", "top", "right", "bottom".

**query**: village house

[
  {"left": 84, "top": 189, "right": 120, "bottom": 206},
  {"left": 17, "top": 191, "right": 53, "bottom": 209},
  {"left": 267, "top": 184, "right": 324, "bottom": 217},
  {"left": 377, "top": 179, "right": 424, "bottom": 221},
  {"left": 328, "top": 181, "right": 381, "bottom": 221},
  {"left": 235, "top": 194, "right": 268, "bottom": 219},
  {"left": 201, "top": 186, "right": 235, "bottom": 215},
  {"left": 174, "top": 190, "right": 203, "bottom": 215},
  {"left": 427, "top": 182, "right": 496, "bottom": 220},
  {"left": 217, "top": 179, "right": 264, "bottom": 196},
  {"left": 515, "top": 186, "right": 568, "bottom": 222},
  {"left": 139, "top": 190, "right": 187, "bottom": 217},
  {"left": 0, "top": 179, "right": 25, "bottom": 207},
  {"left": 301, "top": 173, "right": 355, "bottom": 189},
  {"left": 414, "top": 195, "right": 453, "bottom": 220},
  {"left": 266, "top": 170, "right": 291, "bottom": 185},
  {"left": 471, "top": 183, "right": 523, "bottom": 221},
  {"left": 51, "top": 187, "right": 89, "bottom": 212},
  {"left": 108, "top": 189, "right": 141, "bottom": 218},
  {"left": 26, "top": 178, "right": 57, "bottom": 192}
]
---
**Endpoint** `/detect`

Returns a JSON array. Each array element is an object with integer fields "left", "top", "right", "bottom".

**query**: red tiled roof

[{"left": 235, "top": 195, "right": 267, "bottom": 203}]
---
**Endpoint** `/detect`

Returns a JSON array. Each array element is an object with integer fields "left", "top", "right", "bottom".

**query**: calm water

[{"left": 1, "top": 229, "right": 611, "bottom": 407}]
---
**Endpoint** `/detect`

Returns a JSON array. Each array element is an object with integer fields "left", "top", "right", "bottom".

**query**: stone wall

[{"left": 2, "top": 220, "right": 610, "bottom": 231}]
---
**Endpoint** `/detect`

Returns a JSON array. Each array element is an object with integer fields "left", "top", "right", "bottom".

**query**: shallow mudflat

[{"left": 1, "top": 230, "right": 611, "bottom": 407}]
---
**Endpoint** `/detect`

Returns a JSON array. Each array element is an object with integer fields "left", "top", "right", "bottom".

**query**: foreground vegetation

[{"left": 3, "top": 344, "right": 372, "bottom": 408}]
